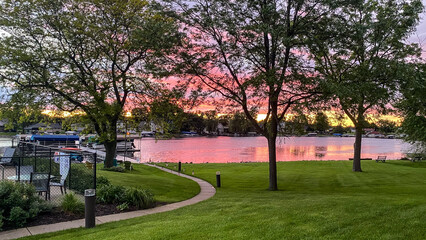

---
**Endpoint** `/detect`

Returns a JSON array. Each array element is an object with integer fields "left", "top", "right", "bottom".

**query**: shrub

[
  {"left": 96, "top": 184, "right": 155, "bottom": 210},
  {"left": 96, "top": 176, "right": 111, "bottom": 187},
  {"left": 96, "top": 184, "right": 126, "bottom": 204},
  {"left": 8, "top": 207, "right": 29, "bottom": 228},
  {"left": 61, "top": 193, "right": 84, "bottom": 214},
  {"left": 124, "top": 161, "right": 132, "bottom": 170},
  {"left": 116, "top": 202, "right": 129, "bottom": 211},
  {"left": 0, "top": 211, "right": 3, "bottom": 230},
  {"left": 124, "top": 188, "right": 155, "bottom": 209},
  {"left": 103, "top": 166, "right": 125, "bottom": 172},
  {"left": 0, "top": 181, "right": 51, "bottom": 230}
]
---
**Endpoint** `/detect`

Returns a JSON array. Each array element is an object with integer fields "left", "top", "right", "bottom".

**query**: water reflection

[{"left": 134, "top": 136, "right": 413, "bottom": 163}]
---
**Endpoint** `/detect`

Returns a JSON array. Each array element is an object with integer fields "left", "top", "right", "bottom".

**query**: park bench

[
  {"left": 411, "top": 156, "right": 423, "bottom": 162},
  {"left": 376, "top": 156, "right": 387, "bottom": 163}
]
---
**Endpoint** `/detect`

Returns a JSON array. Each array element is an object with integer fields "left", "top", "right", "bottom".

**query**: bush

[
  {"left": 0, "top": 211, "right": 3, "bottom": 230},
  {"left": 103, "top": 166, "right": 125, "bottom": 172},
  {"left": 124, "top": 161, "right": 132, "bottom": 170},
  {"left": 124, "top": 188, "right": 155, "bottom": 209},
  {"left": 0, "top": 181, "right": 51, "bottom": 230},
  {"left": 8, "top": 207, "right": 29, "bottom": 228},
  {"left": 96, "top": 184, "right": 126, "bottom": 204},
  {"left": 96, "top": 184, "right": 155, "bottom": 210},
  {"left": 96, "top": 176, "right": 111, "bottom": 187},
  {"left": 61, "top": 193, "right": 84, "bottom": 214}
]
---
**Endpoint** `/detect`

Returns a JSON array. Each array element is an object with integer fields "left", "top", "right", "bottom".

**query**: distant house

[
  {"left": 24, "top": 123, "right": 62, "bottom": 134},
  {"left": 217, "top": 123, "right": 229, "bottom": 135}
]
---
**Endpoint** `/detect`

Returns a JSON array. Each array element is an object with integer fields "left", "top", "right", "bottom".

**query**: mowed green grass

[
  {"left": 97, "top": 164, "right": 200, "bottom": 203},
  {"left": 23, "top": 161, "right": 426, "bottom": 240}
]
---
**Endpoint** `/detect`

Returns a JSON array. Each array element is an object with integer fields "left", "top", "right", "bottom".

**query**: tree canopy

[
  {"left": 168, "top": 0, "right": 329, "bottom": 190},
  {"left": 309, "top": 0, "right": 423, "bottom": 171},
  {"left": 0, "top": 0, "right": 181, "bottom": 167}
]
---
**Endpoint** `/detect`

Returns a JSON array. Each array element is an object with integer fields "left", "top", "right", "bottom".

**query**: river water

[{"left": 134, "top": 136, "right": 413, "bottom": 163}]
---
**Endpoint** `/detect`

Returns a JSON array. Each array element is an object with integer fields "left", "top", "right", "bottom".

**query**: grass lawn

[
  {"left": 97, "top": 164, "right": 200, "bottom": 203},
  {"left": 23, "top": 160, "right": 425, "bottom": 240}
]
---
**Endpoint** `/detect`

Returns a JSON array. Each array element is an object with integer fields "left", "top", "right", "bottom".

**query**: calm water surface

[{"left": 134, "top": 136, "right": 413, "bottom": 163}]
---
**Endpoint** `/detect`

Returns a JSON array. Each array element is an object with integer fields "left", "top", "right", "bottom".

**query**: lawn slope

[{"left": 23, "top": 161, "right": 426, "bottom": 240}]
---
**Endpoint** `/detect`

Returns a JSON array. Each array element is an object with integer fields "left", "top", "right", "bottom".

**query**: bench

[
  {"left": 411, "top": 156, "right": 423, "bottom": 162},
  {"left": 376, "top": 156, "right": 387, "bottom": 163}
]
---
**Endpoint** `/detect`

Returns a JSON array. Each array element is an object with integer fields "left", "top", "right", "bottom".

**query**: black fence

[{"left": 0, "top": 141, "right": 97, "bottom": 205}]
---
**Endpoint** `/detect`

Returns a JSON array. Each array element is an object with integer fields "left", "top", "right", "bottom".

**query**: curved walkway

[{"left": 0, "top": 163, "right": 216, "bottom": 240}]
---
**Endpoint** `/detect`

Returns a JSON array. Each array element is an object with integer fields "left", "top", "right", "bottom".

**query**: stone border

[{"left": 0, "top": 163, "right": 216, "bottom": 240}]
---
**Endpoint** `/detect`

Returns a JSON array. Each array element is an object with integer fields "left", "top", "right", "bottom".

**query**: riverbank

[{"left": 21, "top": 160, "right": 426, "bottom": 239}]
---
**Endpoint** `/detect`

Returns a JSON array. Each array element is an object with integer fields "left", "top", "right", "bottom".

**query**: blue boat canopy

[{"left": 30, "top": 135, "right": 79, "bottom": 141}]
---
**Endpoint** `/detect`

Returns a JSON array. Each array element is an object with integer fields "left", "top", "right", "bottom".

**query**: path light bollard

[
  {"left": 85, "top": 189, "right": 96, "bottom": 228},
  {"left": 178, "top": 161, "right": 182, "bottom": 172},
  {"left": 216, "top": 171, "right": 221, "bottom": 188}
]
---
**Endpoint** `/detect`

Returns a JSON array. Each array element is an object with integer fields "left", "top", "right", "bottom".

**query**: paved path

[{"left": 0, "top": 163, "right": 216, "bottom": 240}]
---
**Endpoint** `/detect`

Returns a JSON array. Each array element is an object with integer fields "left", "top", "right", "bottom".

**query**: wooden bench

[
  {"left": 376, "top": 156, "right": 387, "bottom": 163},
  {"left": 411, "top": 156, "right": 423, "bottom": 162}
]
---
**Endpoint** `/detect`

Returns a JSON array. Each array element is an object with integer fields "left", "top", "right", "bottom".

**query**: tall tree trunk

[
  {"left": 267, "top": 136, "right": 278, "bottom": 190},
  {"left": 353, "top": 125, "right": 363, "bottom": 172},
  {"left": 104, "top": 140, "right": 117, "bottom": 168}
]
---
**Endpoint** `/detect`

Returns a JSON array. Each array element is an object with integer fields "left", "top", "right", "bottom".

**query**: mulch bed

[{"left": 3, "top": 202, "right": 167, "bottom": 231}]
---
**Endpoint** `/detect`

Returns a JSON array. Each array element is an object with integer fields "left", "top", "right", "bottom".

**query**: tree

[
  {"left": 309, "top": 0, "right": 423, "bottom": 171},
  {"left": 181, "top": 112, "right": 205, "bottom": 134},
  {"left": 376, "top": 119, "right": 397, "bottom": 134},
  {"left": 169, "top": 0, "right": 327, "bottom": 190},
  {"left": 149, "top": 98, "right": 186, "bottom": 135},
  {"left": 398, "top": 63, "right": 426, "bottom": 153},
  {"left": 229, "top": 112, "right": 254, "bottom": 134},
  {"left": 0, "top": 0, "right": 180, "bottom": 167},
  {"left": 203, "top": 110, "right": 219, "bottom": 134},
  {"left": 0, "top": 92, "right": 43, "bottom": 133},
  {"left": 313, "top": 112, "right": 329, "bottom": 133}
]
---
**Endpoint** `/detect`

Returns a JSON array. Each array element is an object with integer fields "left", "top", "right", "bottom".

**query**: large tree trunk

[
  {"left": 104, "top": 140, "right": 117, "bottom": 168},
  {"left": 353, "top": 125, "right": 363, "bottom": 172},
  {"left": 267, "top": 136, "right": 278, "bottom": 190}
]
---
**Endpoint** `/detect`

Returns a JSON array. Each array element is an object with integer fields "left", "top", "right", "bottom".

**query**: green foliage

[
  {"left": 124, "top": 188, "right": 155, "bottom": 209},
  {"left": 181, "top": 112, "right": 205, "bottom": 134},
  {"left": 0, "top": 0, "right": 181, "bottom": 168},
  {"left": 96, "top": 185, "right": 127, "bottom": 204},
  {"left": 61, "top": 193, "right": 84, "bottom": 214},
  {"left": 116, "top": 203, "right": 129, "bottom": 211},
  {"left": 97, "top": 184, "right": 155, "bottom": 210},
  {"left": 203, "top": 111, "right": 219, "bottom": 134},
  {"left": 229, "top": 112, "right": 254, "bottom": 134},
  {"left": 8, "top": 207, "right": 29, "bottom": 228},
  {"left": 0, "top": 211, "right": 3, "bottom": 230},
  {"left": 102, "top": 166, "right": 125, "bottom": 173},
  {"left": 309, "top": 0, "right": 423, "bottom": 170},
  {"left": 96, "top": 176, "right": 111, "bottom": 187},
  {"left": 0, "top": 181, "right": 51, "bottom": 230},
  {"left": 124, "top": 161, "right": 132, "bottom": 171},
  {"left": 149, "top": 98, "right": 185, "bottom": 135},
  {"left": 313, "top": 112, "right": 329, "bottom": 132},
  {"left": 398, "top": 64, "right": 426, "bottom": 153},
  {"left": 376, "top": 119, "right": 397, "bottom": 134}
]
